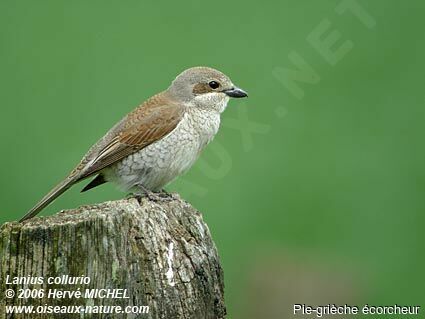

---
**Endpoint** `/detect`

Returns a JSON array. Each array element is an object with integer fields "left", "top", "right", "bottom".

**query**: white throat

[{"left": 192, "top": 93, "right": 230, "bottom": 113}]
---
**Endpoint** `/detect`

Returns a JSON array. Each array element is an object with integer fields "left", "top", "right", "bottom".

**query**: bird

[{"left": 19, "top": 66, "right": 248, "bottom": 222}]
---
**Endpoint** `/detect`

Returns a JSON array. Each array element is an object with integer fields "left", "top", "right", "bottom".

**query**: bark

[{"left": 0, "top": 194, "right": 226, "bottom": 319}]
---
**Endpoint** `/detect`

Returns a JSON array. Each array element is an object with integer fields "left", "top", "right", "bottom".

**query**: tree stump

[{"left": 0, "top": 194, "right": 226, "bottom": 319}]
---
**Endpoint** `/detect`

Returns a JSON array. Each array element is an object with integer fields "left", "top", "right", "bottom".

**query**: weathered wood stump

[{"left": 0, "top": 194, "right": 226, "bottom": 319}]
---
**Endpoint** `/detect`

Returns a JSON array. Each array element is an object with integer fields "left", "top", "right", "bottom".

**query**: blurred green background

[{"left": 1, "top": 0, "right": 424, "bottom": 317}]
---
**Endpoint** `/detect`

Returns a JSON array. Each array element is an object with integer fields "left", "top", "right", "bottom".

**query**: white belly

[{"left": 104, "top": 109, "right": 220, "bottom": 191}]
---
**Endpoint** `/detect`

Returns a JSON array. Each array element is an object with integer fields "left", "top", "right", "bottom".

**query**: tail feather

[{"left": 19, "top": 178, "right": 75, "bottom": 222}]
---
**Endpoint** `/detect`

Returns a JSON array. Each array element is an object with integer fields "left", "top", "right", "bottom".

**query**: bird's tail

[{"left": 19, "top": 177, "right": 76, "bottom": 222}]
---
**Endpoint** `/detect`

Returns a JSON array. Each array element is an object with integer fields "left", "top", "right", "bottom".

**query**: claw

[{"left": 135, "top": 185, "right": 174, "bottom": 202}]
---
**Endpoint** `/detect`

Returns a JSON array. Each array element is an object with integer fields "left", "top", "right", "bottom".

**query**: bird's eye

[{"left": 208, "top": 81, "right": 220, "bottom": 89}]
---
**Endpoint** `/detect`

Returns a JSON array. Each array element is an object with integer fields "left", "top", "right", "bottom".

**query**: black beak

[{"left": 223, "top": 86, "right": 248, "bottom": 98}]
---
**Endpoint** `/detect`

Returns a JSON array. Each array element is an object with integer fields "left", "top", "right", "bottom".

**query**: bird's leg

[
  {"left": 156, "top": 188, "right": 174, "bottom": 198},
  {"left": 134, "top": 184, "right": 162, "bottom": 202},
  {"left": 134, "top": 184, "right": 175, "bottom": 202}
]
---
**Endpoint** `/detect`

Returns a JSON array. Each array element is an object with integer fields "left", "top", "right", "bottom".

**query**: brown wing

[
  {"left": 20, "top": 92, "right": 184, "bottom": 222},
  {"left": 75, "top": 95, "right": 185, "bottom": 182}
]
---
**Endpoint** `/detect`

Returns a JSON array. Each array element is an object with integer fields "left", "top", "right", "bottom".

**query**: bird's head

[{"left": 168, "top": 66, "right": 248, "bottom": 112}]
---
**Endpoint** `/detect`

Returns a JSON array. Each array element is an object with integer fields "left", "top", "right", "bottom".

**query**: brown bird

[{"left": 20, "top": 66, "right": 247, "bottom": 222}]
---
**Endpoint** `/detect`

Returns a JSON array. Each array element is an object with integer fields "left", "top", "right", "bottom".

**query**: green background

[{"left": 1, "top": 1, "right": 424, "bottom": 317}]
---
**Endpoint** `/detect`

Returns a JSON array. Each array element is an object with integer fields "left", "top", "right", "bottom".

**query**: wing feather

[{"left": 75, "top": 98, "right": 185, "bottom": 181}]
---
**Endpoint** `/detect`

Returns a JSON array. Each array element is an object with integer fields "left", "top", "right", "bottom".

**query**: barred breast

[{"left": 104, "top": 107, "right": 221, "bottom": 191}]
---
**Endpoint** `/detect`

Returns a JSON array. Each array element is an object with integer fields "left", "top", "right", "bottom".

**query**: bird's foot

[
  {"left": 155, "top": 189, "right": 176, "bottom": 201},
  {"left": 135, "top": 185, "right": 174, "bottom": 202}
]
